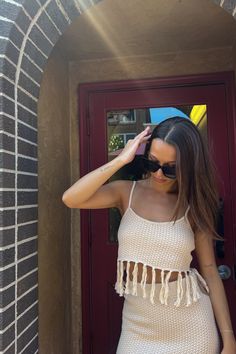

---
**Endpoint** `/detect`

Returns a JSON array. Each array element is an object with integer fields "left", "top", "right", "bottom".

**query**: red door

[{"left": 79, "top": 72, "right": 236, "bottom": 354}]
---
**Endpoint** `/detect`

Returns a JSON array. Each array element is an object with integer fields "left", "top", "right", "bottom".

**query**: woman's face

[{"left": 148, "top": 138, "right": 177, "bottom": 188}]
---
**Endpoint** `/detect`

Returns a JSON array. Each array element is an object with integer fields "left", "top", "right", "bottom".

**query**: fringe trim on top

[
  {"left": 132, "top": 262, "right": 138, "bottom": 296},
  {"left": 124, "top": 261, "right": 130, "bottom": 295},
  {"left": 115, "top": 260, "right": 209, "bottom": 307},
  {"left": 159, "top": 269, "right": 165, "bottom": 304},
  {"left": 140, "top": 264, "right": 147, "bottom": 298},
  {"left": 150, "top": 267, "right": 156, "bottom": 304}
]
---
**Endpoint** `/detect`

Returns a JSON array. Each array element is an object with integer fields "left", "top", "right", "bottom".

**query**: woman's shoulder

[
  {"left": 107, "top": 180, "right": 136, "bottom": 214},
  {"left": 116, "top": 179, "right": 146, "bottom": 193},
  {"left": 108, "top": 179, "right": 134, "bottom": 188},
  {"left": 107, "top": 179, "right": 135, "bottom": 196}
]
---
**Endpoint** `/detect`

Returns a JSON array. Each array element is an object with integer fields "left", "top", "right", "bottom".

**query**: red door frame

[{"left": 78, "top": 71, "right": 236, "bottom": 354}]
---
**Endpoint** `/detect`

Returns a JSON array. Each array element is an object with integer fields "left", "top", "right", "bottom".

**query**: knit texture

[
  {"left": 115, "top": 180, "right": 209, "bottom": 306},
  {"left": 117, "top": 181, "right": 194, "bottom": 269},
  {"left": 116, "top": 280, "right": 220, "bottom": 354}
]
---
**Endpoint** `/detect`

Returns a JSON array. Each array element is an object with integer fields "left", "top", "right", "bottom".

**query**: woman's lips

[{"left": 153, "top": 176, "right": 167, "bottom": 183}]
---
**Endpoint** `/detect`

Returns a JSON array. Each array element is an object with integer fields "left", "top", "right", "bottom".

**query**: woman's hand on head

[{"left": 118, "top": 127, "right": 152, "bottom": 164}]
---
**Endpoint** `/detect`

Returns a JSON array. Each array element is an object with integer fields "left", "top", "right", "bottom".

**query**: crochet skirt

[{"left": 116, "top": 277, "right": 220, "bottom": 354}]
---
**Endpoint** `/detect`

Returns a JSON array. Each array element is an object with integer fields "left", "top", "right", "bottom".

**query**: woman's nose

[{"left": 154, "top": 167, "right": 164, "bottom": 178}]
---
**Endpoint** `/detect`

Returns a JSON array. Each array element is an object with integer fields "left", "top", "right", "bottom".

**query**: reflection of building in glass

[
  {"left": 107, "top": 109, "right": 150, "bottom": 155},
  {"left": 107, "top": 110, "right": 136, "bottom": 125},
  {"left": 108, "top": 133, "right": 137, "bottom": 152}
]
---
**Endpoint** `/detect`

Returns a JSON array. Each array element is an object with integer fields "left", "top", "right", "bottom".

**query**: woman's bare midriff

[{"left": 123, "top": 261, "right": 185, "bottom": 283}]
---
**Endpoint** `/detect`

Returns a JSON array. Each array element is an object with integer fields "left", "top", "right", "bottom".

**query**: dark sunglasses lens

[
  {"left": 162, "top": 166, "right": 176, "bottom": 179},
  {"left": 142, "top": 159, "right": 159, "bottom": 172},
  {"left": 140, "top": 157, "right": 176, "bottom": 179}
]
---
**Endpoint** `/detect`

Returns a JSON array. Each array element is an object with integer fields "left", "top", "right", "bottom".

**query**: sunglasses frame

[{"left": 140, "top": 156, "right": 176, "bottom": 179}]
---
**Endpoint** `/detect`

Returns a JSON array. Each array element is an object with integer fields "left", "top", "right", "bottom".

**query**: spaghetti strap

[
  {"left": 184, "top": 205, "right": 190, "bottom": 223},
  {"left": 184, "top": 205, "right": 190, "bottom": 217},
  {"left": 128, "top": 181, "right": 136, "bottom": 209}
]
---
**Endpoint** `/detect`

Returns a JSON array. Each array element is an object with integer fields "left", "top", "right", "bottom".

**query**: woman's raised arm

[
  {"left": 62, "top": 157, "right": 125, "bottom": 209},
  {"left": 62, "top": 126, "right": 151, "bottom": 209}
]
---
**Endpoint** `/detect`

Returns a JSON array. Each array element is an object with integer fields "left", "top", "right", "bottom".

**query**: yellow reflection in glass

[{"left": 190, "top": 105, "right": 207, "bottom": 126}]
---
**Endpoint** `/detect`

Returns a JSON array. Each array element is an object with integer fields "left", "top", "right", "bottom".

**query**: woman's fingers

[
  {"left": 142, "top": 135, "right": 151, "bottom": 143},
  {"left": 127, "top": 129, "right": 151, "bottom": 150},
  {"left": 141, "top": 133, "right": 152, "bottom": 140},
  {"left": 137, "top": 127, "right": 151, "bottom": 137},
  {"left": 134, "top": 128, "right": 151, "bottom": 142},
  {"left": 118, "top": 127, "right": 152, "bottom": 164},
  {"left": 138, "top": 132, "right": 152, "bottom": 143},
  {"left": 136, "top": 135, "right": 151, "bottom": 147}
]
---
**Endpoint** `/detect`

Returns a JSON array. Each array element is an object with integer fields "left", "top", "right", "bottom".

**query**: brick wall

[
  {"left": 0, "top": 1, "right": 101, "bottom": 352},
  {"left": 0, "top": 0, "right": 235, "bottom": 353}
]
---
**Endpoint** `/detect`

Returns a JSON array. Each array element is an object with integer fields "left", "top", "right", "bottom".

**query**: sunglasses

[{"left": 139, "top": 157, "right": 176, "bottom": 179}]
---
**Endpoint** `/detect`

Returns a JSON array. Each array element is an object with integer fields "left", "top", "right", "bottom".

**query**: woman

[{"left": 62, "top": 117, "right": 236, "bottom": 353}]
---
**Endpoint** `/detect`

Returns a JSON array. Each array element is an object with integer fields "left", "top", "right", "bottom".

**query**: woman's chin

[{"left": 150, "top": 176, "right": 178, "bottom": 192}]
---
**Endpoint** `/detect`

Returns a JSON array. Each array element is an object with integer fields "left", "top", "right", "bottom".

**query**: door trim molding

[{"left": 79, "top": 71, "right": 235, "bottom": 92}]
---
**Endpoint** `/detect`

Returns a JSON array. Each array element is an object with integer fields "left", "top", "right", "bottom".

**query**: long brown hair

[{"left": 143, "top": 116, "right": 222, "bottom": 240}]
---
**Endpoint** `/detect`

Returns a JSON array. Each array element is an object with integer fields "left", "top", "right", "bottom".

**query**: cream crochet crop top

[{"left": 115, "top": 180, "right": 209, "bottom": 307}]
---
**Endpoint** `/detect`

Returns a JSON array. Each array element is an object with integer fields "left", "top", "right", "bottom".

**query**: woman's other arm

[{"left": 195, "top": 232, "right": 236, "bottom": 354}]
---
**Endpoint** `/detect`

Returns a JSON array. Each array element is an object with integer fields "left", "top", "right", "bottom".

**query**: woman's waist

[
  {"left": 115, "top": 259, "right": 210, "bottom": 307},
  {"left": 123, "top": 261, "right": 186, "bottom": 284}
]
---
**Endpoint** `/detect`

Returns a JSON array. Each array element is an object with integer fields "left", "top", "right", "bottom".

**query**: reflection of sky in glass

[{"left": 149, "top": 107, "right": 189, "bottom": 123}]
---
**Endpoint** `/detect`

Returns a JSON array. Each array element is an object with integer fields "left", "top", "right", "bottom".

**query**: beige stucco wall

[
  {"left": 37, "top": 46, "right": 71, "bottom": 354},
  {"left": 70, "top": 46, "right": 233, "bottom": 84},
  {"left": 68, "top": 45, "right": 235, "bottom": 353}
]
